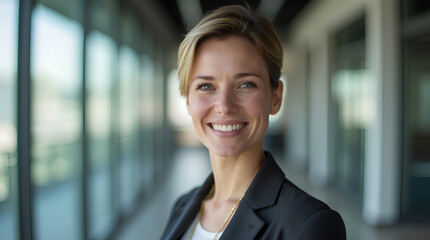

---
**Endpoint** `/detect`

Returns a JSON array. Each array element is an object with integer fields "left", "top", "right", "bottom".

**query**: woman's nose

[{"left": 214, "top": 89, "right": 238, "bottom": 115}]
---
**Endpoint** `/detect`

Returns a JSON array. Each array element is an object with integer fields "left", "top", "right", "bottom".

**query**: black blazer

[{"left": 161, "top": 152, "right": 346, "bottom": 239}]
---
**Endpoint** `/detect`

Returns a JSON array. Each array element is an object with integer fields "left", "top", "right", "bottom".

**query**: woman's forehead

[{"left": 192, "top": 36, "right": 268, "bottom": 78}]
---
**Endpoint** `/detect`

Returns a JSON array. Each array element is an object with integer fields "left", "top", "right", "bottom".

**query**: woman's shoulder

[
  {"left": 265, "top": 178, "right": 346, "bottom": 239},
  {"left": 278, "top": 178, "right": 330, "bottom": 213}
]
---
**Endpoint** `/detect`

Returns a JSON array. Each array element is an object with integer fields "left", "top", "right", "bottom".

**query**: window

[
  {"left": 85, "top": 1, "right": 119, "bottom": 238},
  {"left": 0, "top": 0, "right": 19, "bottom": 239},
  {"left": 141, "top": 53, "right": 156, "bottom": 187},
  {"left": 402, "top": 34, "right": 430, "bottom": 214},
  {"left": 31, "top": 3, "right": 84, "bottom": 239},
  {"left": 86, "top": 30, "right": 117, "bottom": 238},
  {"left": 401, "top": 0, "right": 430, "bottom": 217},
  {"left": 118, "top": 11, "right": 142, "bottom": 213},
  {"left": 118, "top": 44, "right": 141, "bottom": 212},
  {"left": 5, "top": 0, "right": 166, "bottom": 238},
  {"left": 330, "top": 17, "right": 367, "bottom": 197}
]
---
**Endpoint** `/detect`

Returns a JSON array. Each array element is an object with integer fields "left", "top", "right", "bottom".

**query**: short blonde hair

[{"left": 178, "top": 5, "right": 283, "bottom": 96}]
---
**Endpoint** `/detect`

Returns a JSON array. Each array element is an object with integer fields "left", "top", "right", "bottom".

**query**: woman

[{"left": 161, "top": 5, "right": 346, "bottom": 240}]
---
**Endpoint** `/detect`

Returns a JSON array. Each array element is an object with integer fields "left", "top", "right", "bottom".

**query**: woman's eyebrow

[
  {"left": 192, "top": 73, "right": 262, "bottom": 81},
  {"left": 192, "top": 75, "right": 215, "bottom": 81},
  {"left": 234, "top": 72, "right": 262, "bottom": 79}
]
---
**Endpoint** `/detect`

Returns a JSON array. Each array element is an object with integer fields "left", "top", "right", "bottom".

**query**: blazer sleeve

[{"left": 295, "top": 209, "right": 346, "bottom": 240}]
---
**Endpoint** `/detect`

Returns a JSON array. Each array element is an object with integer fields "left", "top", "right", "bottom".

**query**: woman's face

[{"left": 187, "top": 35, "right": 283, "bottom": 157}]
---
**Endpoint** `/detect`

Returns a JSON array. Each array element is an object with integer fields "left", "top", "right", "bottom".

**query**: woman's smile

[
  {"left": 210, "top": 122, "right": 247, "bottom": 132},
  {"left": 207, "top": 121, "right": 249, "bottom": 138}
]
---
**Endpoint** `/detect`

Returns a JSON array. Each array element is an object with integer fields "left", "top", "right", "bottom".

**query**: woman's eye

[
  {"left": 240, "top": 82, "right": 256, "bottom": 88},
  {"left": 197, "top": 84, "right": 214, "bottom": 91}
]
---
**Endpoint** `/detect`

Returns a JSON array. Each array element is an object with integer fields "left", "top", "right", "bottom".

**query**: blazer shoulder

[
  {"left": 278, "top": 178, "right": 331, "bottom": 213},
  {"left": 295, "top": 208, "right": 346, "bottom": 240},
  {"left": 270, "top": 178, "right": 346, "bottom": 239}
]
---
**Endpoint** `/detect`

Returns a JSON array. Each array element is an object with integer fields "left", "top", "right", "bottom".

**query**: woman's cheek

[
  {"left": 243, "top": 94, "right": 271, "bottom": 116},
  {"left": 189, "top": 96, "right": 212, "bottom": 118}
]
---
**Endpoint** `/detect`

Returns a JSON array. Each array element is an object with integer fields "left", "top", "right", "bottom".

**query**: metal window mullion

[
  {"left": 81, "top": 0, "right": 90, "bottom": 239},
  {"left": 17, "top": 0, "right": 34, "bottom": 239},
  {"left": 110, "top": 1, "right": 122, "bottom": 236}
]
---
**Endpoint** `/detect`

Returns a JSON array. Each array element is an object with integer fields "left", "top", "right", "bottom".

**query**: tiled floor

[{"left": 115, "top": 148, "right": 430, "bottom": 240}]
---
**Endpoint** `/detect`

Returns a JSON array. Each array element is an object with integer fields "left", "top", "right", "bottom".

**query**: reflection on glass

[
  {"left": 332, "top": 70, "right": 373, "bottom": 130},
  {"left": 153, "top": 60, "right": 164, "bottom": 130},
  {"left": 141, "top": 54, "right": 155, "bottom": 187},
  {"left": 331, "top": 68, "right": 370, "bottom": 194},
  {"left": 330, "top": 17, "right": 367, "bottom": 196},
  {"left": 403, "top": 35, "right": 430, "bottom": 214},
  {"left": 0, "top": 0, "right": 18, "bottom": 239},
  {"left": 119, "top": 45, "right": 140, "bottom": 212},
  {"left": 86, "top": 30, "right": 116, "bottom": 238},
  {"left": 153, "top": 56, "right": 165, "bottom": 173},
  {"left": 31, "top": 4, "right": 83, "bottom": 240}
]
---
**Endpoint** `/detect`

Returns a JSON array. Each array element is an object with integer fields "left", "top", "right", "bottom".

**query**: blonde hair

[{"left": 178, "top": 5, "right": 283, "bottom": 96}]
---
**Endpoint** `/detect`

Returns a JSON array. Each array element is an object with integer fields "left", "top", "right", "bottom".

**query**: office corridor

[
  {"left": 115, "top": 148, "right": 430, "bottom": 240},
  {"left": 2, "top": 0, "right": 430, "bottom": 239}
]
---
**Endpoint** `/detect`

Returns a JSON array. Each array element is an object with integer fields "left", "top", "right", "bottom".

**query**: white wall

[{"left": 363, "top": 0, "right": 401, "bottom": 226}]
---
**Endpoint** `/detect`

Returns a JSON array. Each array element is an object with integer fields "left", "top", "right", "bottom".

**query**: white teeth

[{"left": 212, "top": 123, "right": 244, "bottom": 132}]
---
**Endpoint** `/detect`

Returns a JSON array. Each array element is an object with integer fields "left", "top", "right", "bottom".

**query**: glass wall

[
  {"left": 154, "top": 51, "right": 166, "bottom": 174},
  {"left": 0, "top": 0, "right": 19, "bottom": 240},
  {"left": 1, "top": 0, "right": 168, "bottom": 239},
  {"left": 403, "top": 35, "right": 430, "bottom": 215},
  {"left": 87, "top": 30, "right": 117, "bottom": 238},
  {"left": 118, "top": 10, "right": 142, "bottom": 214},
  {"left": 330, "top": 17, "right": 367, "bottom": 198},
  {"left": 140, "top": 52, "right": 156, "bottom": 188},
  {"left": 31, "top": 1, "right": 84, "bottom": 239},
  {"left": 402, "top": 0, "right": 430, "bottom": 216},
  {"left": 118, "top": 45, "right": 141, "bottom": 213},
  {"left": 86, "top": 0, "right": 118, "bottom": 238}
]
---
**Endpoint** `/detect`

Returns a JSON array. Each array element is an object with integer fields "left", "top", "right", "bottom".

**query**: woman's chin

[
  {"left": 206, "top": 141, "right": 263, "bottom": 159},
  {"left": 209, "top": 146, "right": 243, "bottom": 158}
]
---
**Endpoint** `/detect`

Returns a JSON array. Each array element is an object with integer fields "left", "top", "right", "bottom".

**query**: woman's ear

[{"left": 270, "top": 80, "right": 283, "bottom": 115}]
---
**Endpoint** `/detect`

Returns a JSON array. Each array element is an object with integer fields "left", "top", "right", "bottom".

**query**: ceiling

[{"left": 157, "top": 0, "right": 311, "bottom": 38}]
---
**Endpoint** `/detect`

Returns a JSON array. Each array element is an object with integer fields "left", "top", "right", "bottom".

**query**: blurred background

[{"left": 1, "top": 0, "right": 429, "bottom": 239}]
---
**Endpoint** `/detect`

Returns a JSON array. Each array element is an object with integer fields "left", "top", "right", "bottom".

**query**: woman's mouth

[{"left": 208, "top": 122, "right": 248, "bottom": 132}]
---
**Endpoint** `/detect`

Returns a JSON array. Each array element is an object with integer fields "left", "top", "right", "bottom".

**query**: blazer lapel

[
  {"left": 164, "top": 175, "right": 214, "bottom": 240},
  {"left": 220, "top": 200, "right": 265, "bottom": 240},
  {"left": 220, "top": 152, "right": 285, "bottom": 239}
]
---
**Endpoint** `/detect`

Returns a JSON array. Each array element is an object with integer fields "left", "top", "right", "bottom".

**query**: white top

[{"left": 181, "top": 215, "right": 223, "bottom": 240}]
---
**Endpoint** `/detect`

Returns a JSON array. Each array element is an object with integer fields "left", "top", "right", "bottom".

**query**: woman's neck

[{"left": 208, "top": 146, "right": 265, "bottom": 202}]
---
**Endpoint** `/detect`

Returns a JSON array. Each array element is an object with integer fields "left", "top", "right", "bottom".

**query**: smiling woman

[{"left": 161, "top": 5, "right": 346, "bottom": 240}]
